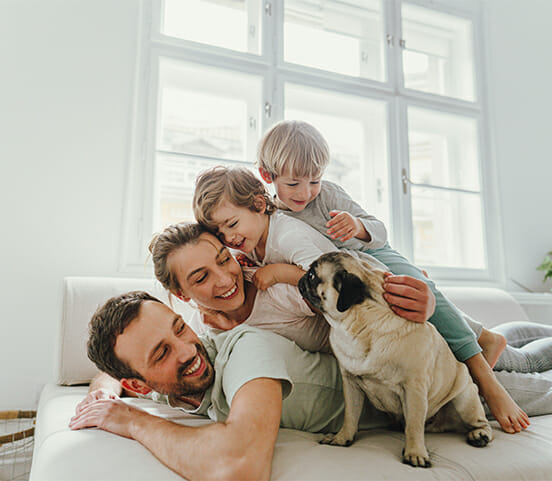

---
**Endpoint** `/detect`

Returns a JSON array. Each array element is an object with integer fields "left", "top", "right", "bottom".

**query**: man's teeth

[
  {"left": 184, "top": 356, "right": 201, "bottom": 376},
  {"left": 220, "top": 285, "right": 237, "bottom": 298}
]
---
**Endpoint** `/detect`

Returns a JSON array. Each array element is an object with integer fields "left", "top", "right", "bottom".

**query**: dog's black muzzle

[{"left": 298, "top": 269, "right": 322, "bottom": 310}]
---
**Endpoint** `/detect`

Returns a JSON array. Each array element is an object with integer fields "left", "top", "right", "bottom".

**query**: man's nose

[{"left": 175, "top": 340, "right": 196, "bottom": 364}]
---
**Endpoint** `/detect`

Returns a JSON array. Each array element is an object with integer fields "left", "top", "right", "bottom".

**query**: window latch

[{"left": 264, "top": 101, "right": 272, "bottom": 118}]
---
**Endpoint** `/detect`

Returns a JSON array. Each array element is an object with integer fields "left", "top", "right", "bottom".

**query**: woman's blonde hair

[
  {"left": 257, "top": 120, "right": 330, "bottom": 179},
  {"left": 193, "top": 166, "right": 275, "bottom": 231},
  {"left": 148, "top": 222, "right": 206, "bottom": 296}
]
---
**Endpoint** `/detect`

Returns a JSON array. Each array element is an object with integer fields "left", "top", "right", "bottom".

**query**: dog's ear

[{"left": 334, "top": 270, "right": 369, "bottom": 312}]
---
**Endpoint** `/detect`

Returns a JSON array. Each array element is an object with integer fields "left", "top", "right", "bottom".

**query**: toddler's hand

[
  {"left": 326, "top": 211, "right": 363, "bottom": 242},
  {"left": 199, "top": 306, "right": 239, "bottom": 330},
  {"left": 253, "top": 265, "right": 279, "bottom": 290}
]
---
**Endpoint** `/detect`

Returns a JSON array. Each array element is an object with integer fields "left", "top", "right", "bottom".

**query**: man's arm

[
  {"left": 89, "top": 372, "right": 123, "bottom": 395},
  {"left": 70, "top": 377, "right": 282, "bottom": 481}
]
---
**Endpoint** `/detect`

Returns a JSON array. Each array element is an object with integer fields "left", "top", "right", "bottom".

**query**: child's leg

[
  {"left": 465, "top": 315, "right": 507, "bottom": 369},
  {"left": 466, "top": 353, "right": 530, "bottom": 433},
  {"left": 367, "top": 247, "right": 530, "bottom": 432},
  {"left": 492, "top": 322, "right": 552, "bottom": 373},
  {"left": 368, "top": 247, "right": 480, "bottom": 362}
]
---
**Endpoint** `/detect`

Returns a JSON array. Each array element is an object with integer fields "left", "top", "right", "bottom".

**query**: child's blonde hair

[
  {"left": 193, "top": 166, "right": 275, "bottom": 232},
  {"left": 257, "top": 120, "right": 330, "bottom": 179}
]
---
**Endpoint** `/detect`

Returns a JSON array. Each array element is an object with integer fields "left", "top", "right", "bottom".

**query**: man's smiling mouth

[{"left": 184, "top": 356, "right": 202, "bottom": 376}]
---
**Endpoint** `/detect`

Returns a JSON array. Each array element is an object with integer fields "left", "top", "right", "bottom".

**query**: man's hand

[
  {"left": 74, "top": 388, "right": 120, "bottom": 416},
  {"left": 253, "top": 265, "right": 280, "bottom": 290},
  {"left": 326, "top": 210, "right": 365, "bottom": 242},
  {"left": 382, "top": 273, "right": 435, "bottom": 323},
  {"left": 69, "top": 398, "right": 144, "bottom": 439}
]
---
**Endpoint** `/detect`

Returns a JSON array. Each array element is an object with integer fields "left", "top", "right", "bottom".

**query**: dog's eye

[{"left": 308, "top": 271, "right": 315, "bottom": 281}]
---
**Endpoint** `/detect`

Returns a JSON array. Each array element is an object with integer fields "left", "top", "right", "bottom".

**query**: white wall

[
  {"left": 0, "top": 0, "right": 551, "bottom": 410},
  {"left": 0, "top": 0, "right": 139, "bottom": 409},
  {"left": 485, "top": 0, "right": 552, "bottom": 294}
]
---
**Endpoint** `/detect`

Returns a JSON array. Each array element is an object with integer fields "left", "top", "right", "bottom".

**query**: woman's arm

[{"left": 70, "top": 377, "right": 283, "bottom": 481}]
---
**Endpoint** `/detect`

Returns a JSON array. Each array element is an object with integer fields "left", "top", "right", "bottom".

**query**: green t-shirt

[{"left": 155, "top": 325, "right": 389, "bottom": 433}]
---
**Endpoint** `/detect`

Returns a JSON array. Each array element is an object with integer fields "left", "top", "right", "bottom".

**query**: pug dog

[{"left": 298, "top": 251, "right": 492, "bottom": 468}]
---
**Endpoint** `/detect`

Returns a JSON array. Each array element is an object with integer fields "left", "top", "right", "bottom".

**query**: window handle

[
  {"left": 264, "top": 101, "right": 272, "bottom": 118},
  {"left": 402, "top": 168, "right": 480, "bottom": 195},
  {"left": 386, "top": 34, "right": 394, "bottom": 46},
  {"left": 401, "top": 168, "right": 410, "bottom": 194}
]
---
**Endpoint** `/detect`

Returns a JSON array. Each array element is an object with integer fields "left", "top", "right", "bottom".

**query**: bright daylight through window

[{"left": 123, "top": 0, "right": 497, "bottom": 282}]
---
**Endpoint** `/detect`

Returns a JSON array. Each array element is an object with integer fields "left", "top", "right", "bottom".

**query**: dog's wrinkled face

[{"left": 298, "top": 252, "right": 386, "bottom": 322}]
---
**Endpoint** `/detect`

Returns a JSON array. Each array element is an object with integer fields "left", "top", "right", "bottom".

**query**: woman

[{"left": 150, "top": 222, "right": 552, "bottom": 374}]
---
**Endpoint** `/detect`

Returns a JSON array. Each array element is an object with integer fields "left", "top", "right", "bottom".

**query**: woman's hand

[{"left": 382, "top": 273, "right": 435, "bottom": 323}]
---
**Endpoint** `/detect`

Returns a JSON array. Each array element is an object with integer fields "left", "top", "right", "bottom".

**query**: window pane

[
  {"left": 162, "top": 0, "right": 261, "bottom": 55},
  {"left": 408, "top": 107, "right": 480, "bottom": 191},
  {"left": 402, "top": 3, "right": 475, "bottom": 101},
  {"left": 284, "top": 0, "right": 385, "bottom": 81},
  {"left": 412, "top": 187, "right": 485, "bottom": 269},
  {"left": 155, "top": 58, "right": 261, "bottom": 230},
  {"left": 156, "top": 154, "right": 255, "bottom": 229},
  {"left": 285, "top": 83, "right": 390, "bottom": 233}
]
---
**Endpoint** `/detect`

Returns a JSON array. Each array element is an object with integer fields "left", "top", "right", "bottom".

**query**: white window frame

[{"left": 120, "top": 0, "right": 506, "bottom": 287}]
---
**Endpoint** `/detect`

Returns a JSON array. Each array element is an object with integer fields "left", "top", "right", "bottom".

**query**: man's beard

[{"left": 147, "top": 342, "right": 214, "bottom": 398}]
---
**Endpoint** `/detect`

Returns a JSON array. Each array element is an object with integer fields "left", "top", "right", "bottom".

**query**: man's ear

[
  {"left": 253, "top": 194, "right": 267, "bottom": 214},
  {"left": 121, "top": 378, "right": 152, "bottom": 396},
  {"left": 258, "top": 167, "right": 273, "bottom": 184},
  {"left": 334, "top": 270, "right": 369, "bottom": 312}
]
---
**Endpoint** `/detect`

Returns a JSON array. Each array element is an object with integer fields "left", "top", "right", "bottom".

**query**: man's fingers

[
  {"left": 390, "top": 306, "right": 425, "bottom": 323},
  {"left": 383, "top": 282, "right": 421, "bottom": 299},
  {"left": 383, "top": 292, "right": 421, "bottom": 311},
  {"left": 384, "top": 274, "right": 427, "bottom": 289}
]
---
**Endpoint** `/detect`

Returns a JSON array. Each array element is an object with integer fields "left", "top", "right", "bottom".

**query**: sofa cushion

[{"left": 56, "top": 277, "right": 195, "bottom": 385}]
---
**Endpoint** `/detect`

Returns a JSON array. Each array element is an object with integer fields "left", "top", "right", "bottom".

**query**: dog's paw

[
  {"left": 467, "top": 427, "right": 492, "bottom": 447},
  {"left": 319, "top": 433, "right": 354, "bottom": 447},
  {"left": 402, "top": 448, "right": 431, "bottom": 468}
]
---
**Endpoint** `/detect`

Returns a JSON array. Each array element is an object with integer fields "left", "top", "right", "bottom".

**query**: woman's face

[{"left": 168, "top": 233, "right": 245, "bottom": 313}]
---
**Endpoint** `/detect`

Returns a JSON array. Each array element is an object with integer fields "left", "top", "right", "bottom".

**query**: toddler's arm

[
  {"left": 326, "top": 210, "right": 372, "bottom": 242},
  {"left": 322, "top": 181, "right": 387, "bottom": 248},
  {"left": 253, "top": 263, "right": 305, "bottom": 290}
]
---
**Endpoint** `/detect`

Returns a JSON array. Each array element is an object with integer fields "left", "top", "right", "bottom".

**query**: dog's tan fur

[{"left": 298, "top": 252, "right": 492, "bottom": 467}]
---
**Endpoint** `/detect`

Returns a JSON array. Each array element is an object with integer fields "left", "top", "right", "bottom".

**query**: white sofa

[{"left": 30, "top": 277, "right": 552, "bottom": 481}]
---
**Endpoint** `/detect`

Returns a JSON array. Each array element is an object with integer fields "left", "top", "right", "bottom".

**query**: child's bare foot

[
  {"left": 465, "top": 353, "right": 530, "bottom": 433},
  {"left": 478, "top": 329, "right": 507, "bottom": 368},
  {"left": 478, "top": 376, "right": 530, "bottom": 433}
]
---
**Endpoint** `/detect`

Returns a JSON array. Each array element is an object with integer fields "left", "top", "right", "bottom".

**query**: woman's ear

[
  {"left": 121, "top": 378, "right": 152, "bottom": 396},
  {"left": 258, "top": 167, "right": 273, "bottom": 184},
  {"left": 174, "top": 290, "right": 191, "bottom": 302},
  {"left": 253, "top": 194, "right": 267, "bottom": 214}
]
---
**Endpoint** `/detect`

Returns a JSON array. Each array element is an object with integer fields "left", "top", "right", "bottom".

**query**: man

[
  {"left": 70, "top": 289, "right": 552, "bottom": 480},
  {"left": 70, "top": 291, "right": 387, "bottom": 480}
]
